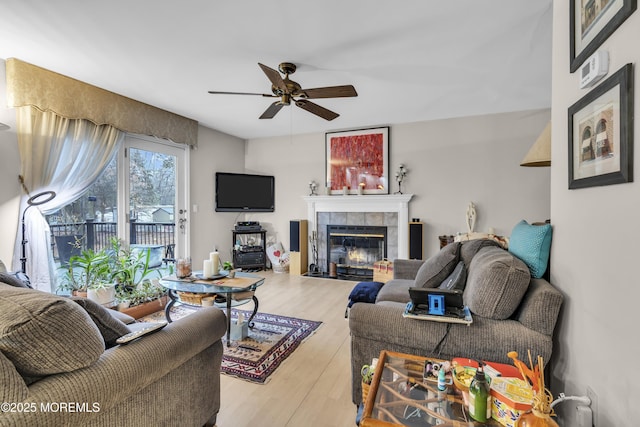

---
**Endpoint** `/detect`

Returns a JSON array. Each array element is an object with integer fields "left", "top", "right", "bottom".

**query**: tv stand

[{"left": 232, "top": 229, "right": 266, "bottom": 271}]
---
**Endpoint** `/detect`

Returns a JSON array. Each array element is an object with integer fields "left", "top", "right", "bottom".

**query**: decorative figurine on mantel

[
  {"left": 308, "top": 180, "right": 318, "bottom": 196},
  {"left": 394, "top": 164, "right": 408, "bottom": 194}
]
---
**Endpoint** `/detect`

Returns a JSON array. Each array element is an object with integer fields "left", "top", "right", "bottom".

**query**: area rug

[{"left": 138, "top": 305, "right": 322, "bottom": 384}]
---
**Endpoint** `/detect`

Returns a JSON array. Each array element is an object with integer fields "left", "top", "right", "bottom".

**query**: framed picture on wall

[
  {"left": 325, "top": 127, "right": 389, "bottom": 194},
  {"left": 568, "top": 63, "right": 634, "bottom": 189},
  {"left": 570, "top": 0, "right": 637, "bottom": 72}
]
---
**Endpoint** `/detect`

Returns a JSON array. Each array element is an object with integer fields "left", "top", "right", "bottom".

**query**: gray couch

[
  {"left": 348, "top": 240, "right": 563, "bottom": 404},
  {"left": 0, "top": 276, "right": 226, "bottom": 427}
]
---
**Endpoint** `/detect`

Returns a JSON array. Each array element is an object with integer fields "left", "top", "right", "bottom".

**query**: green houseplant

[
  {"left": 58, "top": 248, "right": 111, "bottom": 295},
  {"left": 109, "top": 238, "right": 167, "bottom": 317}
]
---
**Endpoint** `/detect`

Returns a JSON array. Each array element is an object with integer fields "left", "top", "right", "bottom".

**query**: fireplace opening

[{"left": 326, "top": 225, "right": 387, "bottom": 281}]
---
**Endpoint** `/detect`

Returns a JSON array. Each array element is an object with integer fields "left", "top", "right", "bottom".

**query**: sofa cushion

[
  {"left": 508, "top": 220, "right": 552, "bottom": 279},
  {"left": 0, "top": 284, "right": 105, "bottom": 376},
  {"left": 438, "top": 261, "right": 467, "bottom": 291},
  {"left": 414, "top": 242, "right": 461, "bottom": 288},
  {"left": 71, "top": 297, "right": 131, "bottom": 347},
  {"left": 1, "top": 351, "right": 28, "bottom": 402},
  {"left": 0, "top": 271, "right": 32, "bottom": 288},
  {"left": 375, "top": 279, "right": 414, "bottom": 304},
  {"left": 464, "top": 246, "right": 531, "bottom": 320},
  {"left": 460, "top": 239, "right": 501, "bottom": 268}
]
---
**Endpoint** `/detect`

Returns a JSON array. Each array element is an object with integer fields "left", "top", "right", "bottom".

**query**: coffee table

[
  {"left": 360, "top": 350, "right": 500, "bottom": 426},
  {"left": 159, "top": 271, "right": 265, "bottom": 346}
]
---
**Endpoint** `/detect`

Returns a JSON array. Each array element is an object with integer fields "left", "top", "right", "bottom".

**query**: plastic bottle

[
  {"left": 437, "top": 368, "right": 447, "bottom": 391},
  {"left": 468, "top": 362, "right": 491, "bottom": 422}
]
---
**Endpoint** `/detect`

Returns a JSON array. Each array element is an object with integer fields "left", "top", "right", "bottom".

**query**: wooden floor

[{"left": 215, "top": 271, "right": 358, "bottom": 427}]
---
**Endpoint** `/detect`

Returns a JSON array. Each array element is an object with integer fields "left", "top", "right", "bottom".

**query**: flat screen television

[{"left": 215, "top": 172, "right": 275, "bottom": 212}]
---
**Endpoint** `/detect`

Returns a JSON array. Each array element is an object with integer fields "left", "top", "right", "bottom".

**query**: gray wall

[
  {"left": 0, "top": 59, "right": 21, "bottom": 264},
  {"left": 188, "top": 125, "right": 245, "bottom": 266},
  {"left": 242, "top": 109, "right": 551, "bottom": 260},
  {"left": 550, "top": 2, "right": 640, "bottom": 426}
]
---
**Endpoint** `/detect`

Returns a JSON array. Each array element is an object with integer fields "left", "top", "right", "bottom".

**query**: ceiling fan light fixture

[{"left": 209, "top": 62, "right": 357, "bottom": 121}]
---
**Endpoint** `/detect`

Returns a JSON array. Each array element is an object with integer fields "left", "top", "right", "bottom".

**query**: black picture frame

[
  {"left": 568, "top": 63, "right": 634, "bottom": 189},
  {"left": 570, "top": 0, "right": 637, "bottom": 73}
]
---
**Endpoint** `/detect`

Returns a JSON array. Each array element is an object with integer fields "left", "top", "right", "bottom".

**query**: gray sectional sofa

[
  {"left": 0, "top": 275, "right": 226, "bottom": 427},
  {"left": 348, "top": 239, "right": 564, "bottom": 404}
]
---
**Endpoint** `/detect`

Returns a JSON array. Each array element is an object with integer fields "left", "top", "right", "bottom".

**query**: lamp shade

[{"left": 521, "top": 122, "right": 551, "bottom": 167}]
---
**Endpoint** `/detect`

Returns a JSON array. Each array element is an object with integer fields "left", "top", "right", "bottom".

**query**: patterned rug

[{"left": 138, "top": 305, "right": 322, "bottom": 384}]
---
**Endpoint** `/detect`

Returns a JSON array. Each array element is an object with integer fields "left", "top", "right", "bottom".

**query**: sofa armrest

[
  {"left": 2, "top": 307, "right": 226, "bottom": 426},
  {"left": 393, "top": 259, "right": 424, "bottom": 280},
  {"left": 514, "top": 278, "right": 563, "bottom": 336}
]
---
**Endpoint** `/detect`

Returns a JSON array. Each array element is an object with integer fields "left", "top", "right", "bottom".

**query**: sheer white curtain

[{"left": 12, "top": 106, "right": 124, "bottom": 292}]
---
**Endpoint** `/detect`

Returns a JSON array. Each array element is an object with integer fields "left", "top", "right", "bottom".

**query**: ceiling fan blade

[
  {"left": 300, "top": 85, "right": 358, "bottom": 99},
  {"left": 259, "top": 102, "right": 285, "bottom": 119},
  {"left": 208, "top": 91, "right": 275, "bottom": 97},
  {"left": 258, "top": 63, "right": 288, "bottom": 93},
  {"left": 295, "top": 99, "right": 339, "bottom": 121}
]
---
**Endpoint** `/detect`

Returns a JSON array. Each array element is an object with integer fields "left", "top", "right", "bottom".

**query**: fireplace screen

[{"left": 326, "top": 225, "right": 387, "bottom": 280}]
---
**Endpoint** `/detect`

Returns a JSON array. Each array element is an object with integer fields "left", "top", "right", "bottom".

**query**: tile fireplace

[{"left": 304, "top": 194, "right": 413, "bottom": 278}]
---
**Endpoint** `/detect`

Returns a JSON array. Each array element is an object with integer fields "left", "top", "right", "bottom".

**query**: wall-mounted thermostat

[{"left": 580, "top": 51, "right": 609, "bottom": 89}]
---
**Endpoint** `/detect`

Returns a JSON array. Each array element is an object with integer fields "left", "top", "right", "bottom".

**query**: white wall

[
  {"left": 0, "top": 59, "right": 21, "bottom": 265},
  {"left": 245, "top": 109, "right": 551, "bottom": 260},
  {"left": 550, "top": 3, "right": 640, "bottom": 426}
]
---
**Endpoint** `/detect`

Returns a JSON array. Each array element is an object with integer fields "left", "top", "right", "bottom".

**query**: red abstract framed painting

[{"left": 325, "top": 127, "right": 389, "bottom": 194}]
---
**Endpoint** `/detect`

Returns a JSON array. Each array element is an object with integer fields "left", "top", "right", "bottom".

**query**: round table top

[{"left": 159, "top": 270, "right": 264, "bottom": 294}]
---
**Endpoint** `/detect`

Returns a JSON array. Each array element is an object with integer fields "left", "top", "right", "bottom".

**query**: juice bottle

[{"left": 468, "top": 362, "right": 491, "bottom": 422}]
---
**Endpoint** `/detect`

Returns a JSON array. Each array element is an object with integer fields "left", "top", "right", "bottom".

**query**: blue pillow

[
  {"left": 508, "top": 220, "right": 552, "bottom": 279},
  {"left": 347, "top": 281, "right": 384, "bottom": 308}
]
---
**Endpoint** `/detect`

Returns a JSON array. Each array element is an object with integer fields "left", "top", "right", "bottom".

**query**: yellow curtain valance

[{"left": 5, "top": 58, "right": 197, "bottom": 146}]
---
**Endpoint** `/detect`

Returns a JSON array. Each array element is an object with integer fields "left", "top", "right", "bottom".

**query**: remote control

[{"left": 116, "top": 322, "right": 167, "bottom": 345}]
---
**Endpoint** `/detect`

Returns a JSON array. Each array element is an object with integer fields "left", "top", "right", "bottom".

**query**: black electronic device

[
  {"left": 409, "top": 222, "right": 423, "bottom": 259},
  {"left": 235, "top": 224, "right": 263, "bottom": 232},
  {"left": 408, "top": 287, "right": 464, "bottom": 310},
  {"left": 237, "top": 221, "right": 260, "bottom": 227},
  {"left": 215, "top": 172, "right": 275, "bottom": 212},
  {"left": 234, "top": 251, "right": 265, "bottom": 266}
]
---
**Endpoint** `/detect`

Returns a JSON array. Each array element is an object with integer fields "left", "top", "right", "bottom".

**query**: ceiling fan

[{"left": 208, "top": 62, "right": 357, "bottom": 121}]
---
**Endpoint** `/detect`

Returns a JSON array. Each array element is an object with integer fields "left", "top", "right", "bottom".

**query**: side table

[
  {"left": 159, "top": 271, "right": 265, "bottom": 346},
  {"left": 360, "top": 350, "right": 501, "bottom": 426}
]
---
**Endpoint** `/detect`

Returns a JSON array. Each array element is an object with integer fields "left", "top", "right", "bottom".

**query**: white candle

[
  {"left": 210, "top": 251, "right": 220, "bottom": 275},
  {"left": 203, "top": 260, "right": 213, "bottom": 278}
]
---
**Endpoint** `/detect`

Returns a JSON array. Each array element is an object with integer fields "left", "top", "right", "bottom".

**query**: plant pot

[
  {"left": 87, "top": 284, "right": 117, "bottom": 307},
  {"left": 119, "top": 295, "right": 168, "bottom": 319},
  {"left": 72, "top": 290, "right": 88, "bottom": 298},
  {"left": 117, "top": 301, "right": 131, "bottom": 310}
]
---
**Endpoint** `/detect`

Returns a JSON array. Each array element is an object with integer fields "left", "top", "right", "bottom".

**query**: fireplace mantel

[{"left": 304, "top": 194, "right": 413, "bottom": 259}]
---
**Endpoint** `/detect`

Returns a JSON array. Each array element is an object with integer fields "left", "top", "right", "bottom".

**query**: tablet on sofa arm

[{"left": 404, "top": 287, "right": 472, "bottom": 325}]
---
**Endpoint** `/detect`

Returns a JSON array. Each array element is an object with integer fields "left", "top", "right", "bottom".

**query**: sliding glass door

[
  {"left": 119, "top": 135, "right": 188, "bottom": 262},
  {"left": 48, "top": 135, "right": 189, "bottom": 268}
]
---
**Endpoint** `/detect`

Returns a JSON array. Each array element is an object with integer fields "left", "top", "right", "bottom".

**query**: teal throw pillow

[{"left": 508, "top": 220, "right": 552, "bottom": 279}]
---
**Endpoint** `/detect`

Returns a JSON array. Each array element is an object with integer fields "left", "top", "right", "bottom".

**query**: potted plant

[
  {"left": 57, "top": 248, "right": 112, "bottom": 299},
  {"left": 109, "top": 238, "right": 167, "bottom": 318},
  {"left": 109, "top": 238, "right": 157, "bottom": 288},
  {"left": 115, "top": 279, "right": 168, "bottom": 319}
]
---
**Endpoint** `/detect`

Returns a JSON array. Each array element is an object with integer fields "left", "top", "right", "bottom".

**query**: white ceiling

[{"left": 0, "top": 1, "right": 552, "bottom": 140}]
